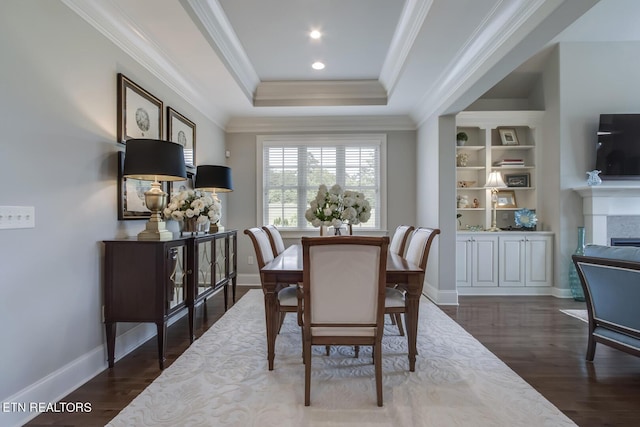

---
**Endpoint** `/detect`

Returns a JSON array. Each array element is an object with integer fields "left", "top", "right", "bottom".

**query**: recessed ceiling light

[
  {"left": 310, "top": 30, "right": 322, "bottom": 40},
  {"left": 312, "top": 61, "right": 325, "bottom": 70}
]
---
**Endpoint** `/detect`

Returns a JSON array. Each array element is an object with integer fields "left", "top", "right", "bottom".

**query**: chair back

[
  {"left": 244, "top": 227, "right": 275, "bottom": 269},
  {"left": 404, "top": 227, "right": 441, "bottom": 270},
  {"left": 302, "top": 236, "right": 388, "bottom": 336},
  {"left": 389, "top": 225, "right": 415, "bottom": 256},
  {"left": 262, "top": 225, "right": 286, "bottom": 256}
]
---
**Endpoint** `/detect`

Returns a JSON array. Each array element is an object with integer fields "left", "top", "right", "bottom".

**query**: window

[{"left": 257, "top": 134, "right": 386, "bottom": 230}]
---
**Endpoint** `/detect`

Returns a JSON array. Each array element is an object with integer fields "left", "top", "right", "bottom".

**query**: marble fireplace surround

[{"left": 574, "top": 183, "right": 640, "bottom": 245}]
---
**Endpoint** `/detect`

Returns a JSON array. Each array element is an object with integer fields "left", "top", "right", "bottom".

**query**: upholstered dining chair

[
  {"left": 244, "top": 228, "right": 300, "bottom": 333},
  {"left": 301, "top": 236, "right": 389, "bottom": 407},
  {"left": 385, "top": 227, "right": 440, "bottom": 337},
  {"left": 387, "top": 225, "right": 415, "bottom": 331},
  {"left": 262, "top": 224, "right": 286, "bottom": 256}
]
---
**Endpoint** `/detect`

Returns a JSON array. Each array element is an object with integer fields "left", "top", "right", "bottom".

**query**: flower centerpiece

[
  {"left": 304, "top": 184, "right": 371, "bottom": 231},
  {"left": 163, "top": 189, "right": 221, "bottom": 234}
]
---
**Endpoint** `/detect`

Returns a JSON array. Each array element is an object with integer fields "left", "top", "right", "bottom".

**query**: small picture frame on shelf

[
  {"left": 499, "top": 128, "right": 519, "bottom": 146},
  {"left": 505, "top": 173, "right": 530, "bottom": 187},
  {"left": 496, "top": 190, "right": 517, "bottom": 208}
]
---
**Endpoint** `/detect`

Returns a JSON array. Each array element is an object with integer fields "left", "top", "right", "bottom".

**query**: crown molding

[
  {"left": 253, "top": 80, "right": 387, "bottom": 107},
  {"left": 379, "top": 0, "right": 434, "bottom": 95},
  {"left": 184, "top": 0, "right": 260, "bottom": 102},
  {"left": 225, "top": 115, "right": 416, "bottom": 133},
  {"left": 412, "top": 0, "right": 549, "bottom": 127},
  {"left": 61, "top": 0, "right": 228, "bottom": 129}
]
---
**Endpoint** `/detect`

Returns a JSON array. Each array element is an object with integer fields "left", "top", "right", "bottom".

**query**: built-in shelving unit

[{"left": 455, "top": 111, "right": 544, "bottom": 231}]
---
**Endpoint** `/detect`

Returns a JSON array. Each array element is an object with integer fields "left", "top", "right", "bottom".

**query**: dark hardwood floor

[{"left": 26, "top": 289, "right": 640, "bottom": 427}]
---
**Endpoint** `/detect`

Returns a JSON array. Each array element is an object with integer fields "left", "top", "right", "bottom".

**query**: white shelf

[
  {"left": 457, "top": 145, "right": 485, "bottom": 151},
  {"left": 457, "top": 166, "right": 485, "bottom": 170},
  {"left": 491, "top": 145, "right": 535, "bottom": 150}
]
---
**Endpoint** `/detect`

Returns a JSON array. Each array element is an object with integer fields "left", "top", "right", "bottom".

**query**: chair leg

[
  {"left": 586, "top": 335, "right": 596, "bottom": 361},
  {"left": 277, "top": 312, "right": 286, "bottom": 334},
  {"left": 394, "top": 313, "right": 405, "bottom": 336},
  {"left": 389, "top": 313, "right": 396, "bottom": 325},
  {"left": 304, "top": 339, "right": 312, "bottom": 406},
  {"left": 325, "top": 345, "right": 331, "bottom": 356},
  {"left": 354, "top": 345, "right": 360, "bottom": 358},
  {"left": 374, "top": 342, "right": 383, "bottom": 407}
]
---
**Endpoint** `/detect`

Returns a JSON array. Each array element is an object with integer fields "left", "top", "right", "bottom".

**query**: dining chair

[
  {"left": 262, "top": 224, "right": 286, "bottom": 256},
  {"left": 385, "top": 227, "right": 440, "bottom": 337},
  {"left": 387, "top": 225, "right": 415, "bottom": 331},
  {"left": 301, "top": 236, "right": 389, "bottom": 407},
  {"left": 244, "top": 228, "right": 301, "bottom": 334}
]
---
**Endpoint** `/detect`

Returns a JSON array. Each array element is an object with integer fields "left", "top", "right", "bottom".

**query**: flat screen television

[{"left": 596, "top": 114, "right": 640, "bottom": 180}]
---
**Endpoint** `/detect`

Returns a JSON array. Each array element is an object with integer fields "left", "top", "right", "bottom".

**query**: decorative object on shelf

[
  {"left": 167, "top": 107, "right": 196, "bottom": 168},
  {"left": 457, "top": 195, "right": 470, "bottom": 208},
  {"left": 496, "top": 190, "right": 517, "bottom": 208},
  {"left": 305, "top": 184, "right": 371, "bottom": 229},
  {"left": 456, "top": 131, "right": 468, "bottom": 146},
  {"left": 465, "top": 225, "right": 484, "bottom": 232},
  {"left": 194, "top": 165, "right": 233, "bottom": 233},
  {"left": 586, "top": 169, "right": 602, "bottom": 186},
  {"left": 505, "top": 173, "right": 530, "bottom": 187},
  {"left": 568, "top": 226, "right": 586, "bottom": 301},
  {"left": 514, "top": 208, "right": 538, "bottom": 229},
  {"left": 485, "top": 171, "right": 507, "bottom": 231},
  {"left": 122, "top": 139, "right": 187, "bottom": 240},
  {"left": 164, "top": 189, "right": 220, "bottom": 236},
  {"left": 457, "top": 180, "right": 476, "bottom": 188},
  {"left": 117, "top": 74, "right": 163, "bottom": 144},
  {"left": 456, "top": 152, "right": 469, "bottom": 166},
  {"left": 473, "top": 198, "right": 479, "bottom": 208},
  {"left": 498, "top": 128, "right": 519, "bottom": 145},
  {"left": 457, "top": 213, "right": 462, "bottom": 228}
]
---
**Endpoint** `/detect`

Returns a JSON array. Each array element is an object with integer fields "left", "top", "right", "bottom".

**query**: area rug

[
  {"left": 107, "top": 290, "right": 576, "bottom": 427},
  {"left": 560, "top": 309, "right": 588, "bottom": 324}
]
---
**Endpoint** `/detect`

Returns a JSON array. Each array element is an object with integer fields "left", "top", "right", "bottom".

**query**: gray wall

[
  {"left": 0, "top": 1, "right": 225, "bottom": 423},
  {"left": 225, "top": 130, "right": 417, "bottom": 280}
]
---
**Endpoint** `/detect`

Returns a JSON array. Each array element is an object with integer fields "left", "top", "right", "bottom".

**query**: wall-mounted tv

[{"left": 596, "top": 114, "right": 640, "bottom": 180}]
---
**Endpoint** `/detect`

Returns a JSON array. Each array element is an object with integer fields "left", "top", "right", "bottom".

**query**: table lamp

[
  {"left": 194, "top": 165, "right": 233, "bottom": 232},
  {"left": 485, "top": 171, "right": 507, "bottom": 232},
  {"left": 123, "top": 139, "right": 187, "bottom": 240}
]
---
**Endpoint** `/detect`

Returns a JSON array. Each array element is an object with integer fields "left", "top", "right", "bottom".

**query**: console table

[{"left": 103, "top": 230, "right": 237, "bottom": 369}]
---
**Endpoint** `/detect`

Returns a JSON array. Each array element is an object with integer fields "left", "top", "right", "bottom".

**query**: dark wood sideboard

[{"left": 103, "top": 230, "right": 237, "bottom": 369}]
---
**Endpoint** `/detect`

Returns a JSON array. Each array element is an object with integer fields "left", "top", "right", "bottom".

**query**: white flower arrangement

[
  {"left": 304, "top": 184, "right": 371, "bottom": 228},
  {"left": 163, "top": 189, "right": 222, "bottom": 226}
]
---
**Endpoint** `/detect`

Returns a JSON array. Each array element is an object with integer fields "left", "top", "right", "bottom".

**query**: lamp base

[
  {"left": 138, "top": 219, "right": 173, "bottom": 241},
  {"left": 487, "top": 226, "right": 502, "bottom": 232}
]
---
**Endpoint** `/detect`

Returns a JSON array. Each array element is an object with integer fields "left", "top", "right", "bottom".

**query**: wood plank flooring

[{"left": 26, "top": 289, "right": 640, "bottom": 427}]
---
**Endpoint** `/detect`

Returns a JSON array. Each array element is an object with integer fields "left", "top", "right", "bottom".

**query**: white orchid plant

[
  {"left": 304, "top": 184, "right": 371, "bottom": 229},
  {"left": 163, "top": 189, "right": 222, "bottom": 227}
]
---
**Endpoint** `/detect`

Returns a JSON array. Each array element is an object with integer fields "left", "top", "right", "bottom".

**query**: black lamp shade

[
  {"left": 123, "top": 139, "right": 187, "bottom": 181},
  {"left": 195, "top": 165, "right": 233, "bottom": 192}
]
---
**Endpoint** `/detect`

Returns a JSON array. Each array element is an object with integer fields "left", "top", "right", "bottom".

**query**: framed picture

[
  {"left": 499, "top": 128, "right": 519, "bottom": 146},
  {"left": 117, "top": 151, "right": 166, "bottom": 220},
  {"left": 496, "top": 190, "right": 517, "bottom": 208},
  {"left": 117, "top": 73, "right": 163, "bottom": 144},
  {"left": 167, "top": 107, "right": 196, "bottom": 167},
  {"left": 169, "top": 171, "right": 194, "bottom": 199},
  {"left": 505, "top": 173, "right": 530, "bottom": 188}
]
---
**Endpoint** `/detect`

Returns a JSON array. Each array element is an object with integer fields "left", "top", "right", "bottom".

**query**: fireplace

[{"left": 574, "top": 184, "right": 640, "bottom": 245}]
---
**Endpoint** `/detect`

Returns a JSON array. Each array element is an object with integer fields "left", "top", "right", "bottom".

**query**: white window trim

[{"left": 256, "top": 134, "right": 387, "bottom": 235}]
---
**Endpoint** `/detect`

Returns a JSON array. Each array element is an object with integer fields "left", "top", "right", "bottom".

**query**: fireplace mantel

[{"left": 574, "top": 183, "right": 640, "bottom": 245}]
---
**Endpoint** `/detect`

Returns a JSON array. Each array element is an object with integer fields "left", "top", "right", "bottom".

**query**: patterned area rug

[
  {"left": 560, "top": 309, "right": 588, "bottom": 323},
  {"left": 107, "top": 290, "right": 576, "bottom": 427}
]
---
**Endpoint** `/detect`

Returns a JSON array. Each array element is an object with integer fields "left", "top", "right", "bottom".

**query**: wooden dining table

[{"left": 260, "top": 243, "right": 425, "bottom": 371}]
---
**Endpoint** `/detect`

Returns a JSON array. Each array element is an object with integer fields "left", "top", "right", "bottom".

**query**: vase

[
  {"left": 568, "top": 226, "right": 586, "bottom": 301},
  {"left": 180, "top": 217, "right": 209, "bottom": 235}
]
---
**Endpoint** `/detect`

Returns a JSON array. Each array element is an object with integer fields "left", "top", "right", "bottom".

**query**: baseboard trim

[{"left": 423, "top": 282, "right": 459, "bottom": 305}]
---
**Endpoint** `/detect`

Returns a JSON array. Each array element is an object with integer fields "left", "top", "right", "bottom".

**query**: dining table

[{"left": 260, "top": 243, "right": 425, "bottom": 371}]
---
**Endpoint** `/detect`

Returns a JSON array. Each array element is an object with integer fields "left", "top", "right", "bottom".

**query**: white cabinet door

[
  {"left": 499, "top": 235, "right": 526, "bottom": 287},
  {"left": 499, "top": 234, "right": 553, "bottom": 287},
  {"left": 525, "top": 235, "right": 553, "bottom": 287},
  {"left": 456, "top": 234, "right": 498, "bottom": 287}
]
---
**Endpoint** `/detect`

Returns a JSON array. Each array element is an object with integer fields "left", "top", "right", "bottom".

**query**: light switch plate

[{"left": 0, "top": 206, "right": 35, "bottom": 229}]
